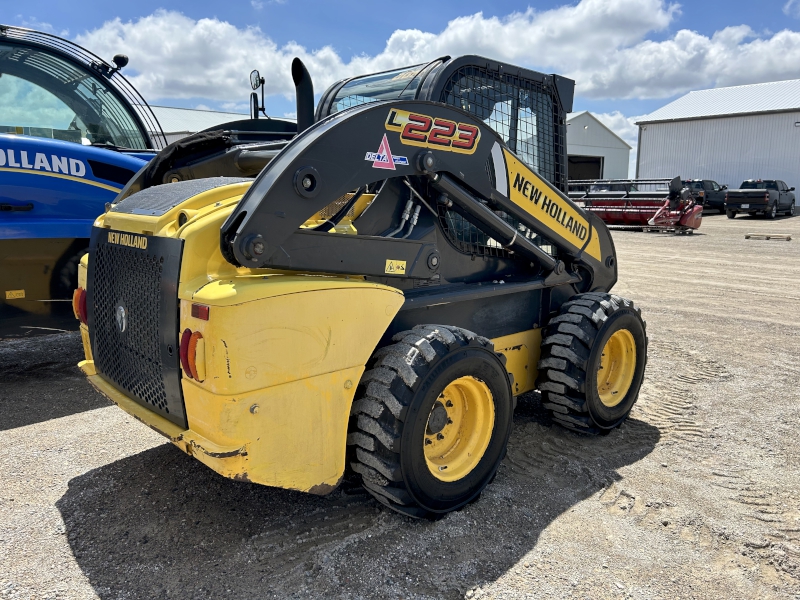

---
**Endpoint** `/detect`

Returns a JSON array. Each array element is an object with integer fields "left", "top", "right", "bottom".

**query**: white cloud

[
  {"left": 15, "top": 15, "right": 69, "bottom": 37},
  {"left": 784, "top": 0, "right": 800, "bottom": 18},
  {"left": 251, "top": 1, "right": 264, "bottom": 9},
  {"left": 74, "top": 0, "right": 800, "bottom": 108}
]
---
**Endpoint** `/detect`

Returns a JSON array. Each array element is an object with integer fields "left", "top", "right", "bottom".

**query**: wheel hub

[
  {"left": 426, "top": 401, "right": 449, "bottom": 434},
  {"left": 423, "top": 376, "right": 495, "bottom": 482},
  {"left": 597, "top": 329, "right": 637, "bottom": 407}
]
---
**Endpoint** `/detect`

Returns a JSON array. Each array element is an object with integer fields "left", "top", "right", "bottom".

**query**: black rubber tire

[
  {"left": 726, "top": 210, "right": 736, "bottom": 219},
  {"left": 767, "top": 202, "right": 778, "bottom": 219},
  {"left": 50, "top": 245, "right": 89, "bottom": 315},
  {"left": 788, "top": 201, "right": 795, "bottom": 217},
  {"left": 537, "top": 293, "right": 648, "bottom": 435},
  {"left": 347, "top": 324, "right": 513, "bottom": 519}
]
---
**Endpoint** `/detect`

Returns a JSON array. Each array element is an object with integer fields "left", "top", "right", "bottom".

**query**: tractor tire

[
  {"left": 50, "top": 245, "right": 89, "bottom": 315},
  {"left": 537, "top": 293, "right": 647, "bottom": 435},
  {"left": 726, "top": 210, "right": 736, "bottom": 219},
  {"left": 347, "top": 324, "right": 513, "bottom": 519}
]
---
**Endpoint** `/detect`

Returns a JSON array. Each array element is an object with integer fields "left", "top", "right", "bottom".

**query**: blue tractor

[{"left": 0, "top": 24, "right": 166, "bottom": 326}]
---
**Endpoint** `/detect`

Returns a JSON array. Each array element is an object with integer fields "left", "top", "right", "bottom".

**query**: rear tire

[
  {"left": 347, "top": 325, "right": 513, "bottom": 519},
  {"left": 537, "top": 293, "right": 648, "bottom": 435},
  {"left": 726, "top": 210, "right": 736, "bottom": 219},
  {"left": 767, "top": 202, "right": 778, "bottom": 219}
]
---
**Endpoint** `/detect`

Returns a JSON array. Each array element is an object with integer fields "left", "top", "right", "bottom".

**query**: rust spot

[
  {"left": 189, "top": 440, "right": 247, "bottom": 459},
  {"left": 307, "top": 476, "right": 342, "bottom": 496},
  {"left": 221, "top": 339, "right": 232, "bottom": 378},
  {"left": 233, "top": 472, "right": 252, "bottom": 482}
]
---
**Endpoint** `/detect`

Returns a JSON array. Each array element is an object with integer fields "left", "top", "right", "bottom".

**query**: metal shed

[
  {"left": 566, "top": 111, "right": 631, "bottom": 180},
  {"left": 636, "top": 79, "right": 800, "bottom": 189}
]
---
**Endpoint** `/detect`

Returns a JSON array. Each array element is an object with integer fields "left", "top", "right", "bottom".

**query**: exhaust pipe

[{"left": 291, "top": 58, "right": 314, "bottom": 134}]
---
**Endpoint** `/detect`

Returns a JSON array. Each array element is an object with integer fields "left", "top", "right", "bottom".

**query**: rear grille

[{"left": 87, "top": 228, "right": 186, "bottom": 428}]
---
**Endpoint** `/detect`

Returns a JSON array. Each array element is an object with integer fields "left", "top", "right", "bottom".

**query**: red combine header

[{"left": 568, "top": 177, "right": 702, "bottom": 233}]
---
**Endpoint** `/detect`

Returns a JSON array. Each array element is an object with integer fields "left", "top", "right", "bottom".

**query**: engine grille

[{"left": 87, "top": 228, "right": 186, "bottom": 428}]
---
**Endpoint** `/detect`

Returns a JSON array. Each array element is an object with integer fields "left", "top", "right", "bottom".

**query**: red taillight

[
  {"left": 191, "top": 303, "right": 210, "bottom": 320},
  {"left": 180, "top": 328, "right": 193, "bottom": 378},
  {"left": 179, "top": 328, "right": 205, "bottom": 382},
  {"left": 187, "top": 331, "right": 203, "bottom": 381},
  {"left": 72, "top": 288, "right": 87, "bottom": 324}
]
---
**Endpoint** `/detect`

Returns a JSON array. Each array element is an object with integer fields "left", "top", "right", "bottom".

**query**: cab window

[{"left": 0, "top": 42, "right": 148, "bottom": 148}]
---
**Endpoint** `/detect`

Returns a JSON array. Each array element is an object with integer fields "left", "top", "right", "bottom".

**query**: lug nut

[
  {"left": 445, "top": 400, "right": 453, "bottom": 407},
  {"left": 437, "top": 433, "right": 444, "bottom": 440},
  {"left": 425, "top": 438, "right": 432, "bottom": 445}
]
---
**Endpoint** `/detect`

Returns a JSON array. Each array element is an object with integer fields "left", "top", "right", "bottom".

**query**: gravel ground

[{"left": 1, "top": 212, "right": 799, "bottom": 599}]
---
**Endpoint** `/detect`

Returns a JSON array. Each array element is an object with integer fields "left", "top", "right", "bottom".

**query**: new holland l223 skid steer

[{"left": 74, "top": 56, "right": 648, "bottom": 518}]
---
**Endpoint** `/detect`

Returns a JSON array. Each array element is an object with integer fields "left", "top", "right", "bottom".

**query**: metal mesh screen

[
  {"left": 92, "top": 242, "right": 169, "bottom": 412},
  {"left": 438, "top": 205, "right": 557, "bottom": 259},
  {"left": 440, "top": 65, "right": 567, "bottom": 192},
  {"left": 317, "top": 192, "right": 355, "bottom": 219}
]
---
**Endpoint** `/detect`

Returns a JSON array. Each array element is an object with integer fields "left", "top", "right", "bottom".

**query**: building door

[{"left": 568, "top": 155, "right": 603, "bottom": 180}]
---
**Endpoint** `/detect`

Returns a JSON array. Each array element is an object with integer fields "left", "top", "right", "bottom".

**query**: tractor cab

[{"left": 0, "top": 25, "right": 163, "bottom": 150}]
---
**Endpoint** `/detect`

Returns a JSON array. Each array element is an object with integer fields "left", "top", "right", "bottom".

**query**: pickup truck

[
  {"left": 682, "top": 179, "right": 727, "bottom": 213},
  {"left": 725, "top": 180, "right": 796, "bottom": 219}
]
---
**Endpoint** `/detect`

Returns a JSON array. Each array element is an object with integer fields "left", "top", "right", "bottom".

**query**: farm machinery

[
  {"left": 568, "top": 177, "right": 702, "bottom": 233},
  {"left": 74, "top": 56, "right": 649, "bottom": 518}
]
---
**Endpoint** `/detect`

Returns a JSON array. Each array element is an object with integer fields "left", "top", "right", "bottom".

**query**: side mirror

[
  {"left": 721, "top": 185, "right": 727, "bottom": 190},
  {"left": 250, "top": 92, "right": 260, "bottom": 120},
  {"left": 790, "top": 187, "right": 795, "bottom": 191},
  {"left": 250, "top": 70, "right": 263, "bottom": 91}
]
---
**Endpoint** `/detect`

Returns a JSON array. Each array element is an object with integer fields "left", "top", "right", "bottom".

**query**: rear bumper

[
  {"left": 725, "top": 202, "right": 768, "bottom": 213},
  {"left": 79, "top": 358, "right": 362, "bottom": 495}
]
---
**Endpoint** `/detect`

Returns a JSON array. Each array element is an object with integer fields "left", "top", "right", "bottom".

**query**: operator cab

[
  {"left": 0, "top": 25, "right": 164, "bottom": 150},
  {"left": 317, "top": 56, "right": 574, "bottom": 192}
]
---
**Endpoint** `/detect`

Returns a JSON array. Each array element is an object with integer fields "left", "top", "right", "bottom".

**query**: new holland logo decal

[{"left": 365, "top": 134, "right": 409, "bottom": 170}]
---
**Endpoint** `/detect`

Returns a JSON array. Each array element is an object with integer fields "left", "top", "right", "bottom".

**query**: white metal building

[
  {"left": 566, "top": 111, "right": 631, "bottom": 180},
  {"left": 148, "top": 106, "right": 248, "bottom": 144},
  {"left": 636, "top": 79, "right": 800, "bottom": 188}
]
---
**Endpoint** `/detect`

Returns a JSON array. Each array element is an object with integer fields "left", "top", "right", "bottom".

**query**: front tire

[
  {"left": 537, "top": 293, "right": 648, "bottom": 434},
  {"left": 348, "top": 325, "right": 513, "bottom": 518},
  {"left": 788, "top": 201, "right": 795, "bottom": 217},
  {"left": 726, "top": 210, "right": 736, "bottom": 219}
]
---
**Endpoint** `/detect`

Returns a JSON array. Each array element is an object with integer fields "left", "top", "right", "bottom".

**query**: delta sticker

[{"left": 365, "top": 134, "right": 409, "bottom": 170}]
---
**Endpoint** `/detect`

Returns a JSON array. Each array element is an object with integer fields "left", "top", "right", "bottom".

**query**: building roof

[
  {"left": 566, "top": 111, "right": 632, "bottom": 149},
  {"left": 148, "top": 105, "right": 248, "bottom": 133},
  {"left": 637, "top": 79, "right": 800, "bottom": 124}
]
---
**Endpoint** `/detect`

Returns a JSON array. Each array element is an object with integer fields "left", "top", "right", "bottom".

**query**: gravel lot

[{"left": 1, "top": 212, "right": 799, "bottom": 599}]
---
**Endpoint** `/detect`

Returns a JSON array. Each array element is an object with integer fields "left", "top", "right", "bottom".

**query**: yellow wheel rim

[
  {"left": 423, "top": 376, "right": 495, "bottom": 482},
  {"left": 597, "top": 329, "right": 637, "bottom": 407}
]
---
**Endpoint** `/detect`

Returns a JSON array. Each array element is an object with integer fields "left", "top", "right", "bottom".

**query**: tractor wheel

[
  {"left": 347, "top": 324, "right": 513, "bottom": 518},
  {"left": 726, "top": 210, "right": 736, "bottom": 219},
  {"left": 537, "top": 293, "right": 647, "bottom": 435}
]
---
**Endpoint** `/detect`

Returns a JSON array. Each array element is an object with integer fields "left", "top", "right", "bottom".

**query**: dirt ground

[{"left": 1, "top": 212, "right": 799, "bottom": 600}]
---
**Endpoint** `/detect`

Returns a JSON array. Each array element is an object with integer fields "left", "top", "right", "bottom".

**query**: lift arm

[{"left": 219, "top": 100, "right": 616, "bottom": 284}]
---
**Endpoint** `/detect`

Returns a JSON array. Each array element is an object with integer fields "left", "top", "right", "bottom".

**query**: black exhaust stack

[{"left": 291, "top": 58, "right": 314, "bottom": 134}]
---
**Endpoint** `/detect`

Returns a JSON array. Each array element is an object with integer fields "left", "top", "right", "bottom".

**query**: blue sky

[{"left": 9, "top": 0, "right": 800, "bottom": 161}]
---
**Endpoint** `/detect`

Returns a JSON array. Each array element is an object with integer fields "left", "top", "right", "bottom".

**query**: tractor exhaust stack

[{"left": 292, "top": 58, "right": 314, "bottom": 134}]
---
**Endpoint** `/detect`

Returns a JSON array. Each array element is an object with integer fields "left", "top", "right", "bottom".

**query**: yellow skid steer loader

[{"left": 74, "top": 56, "right": 647, "bottom": 518}]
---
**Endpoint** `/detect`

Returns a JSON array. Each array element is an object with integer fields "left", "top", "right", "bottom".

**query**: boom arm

[{"left": 220, "top": 100, "right": 616, "bottom": 288}]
